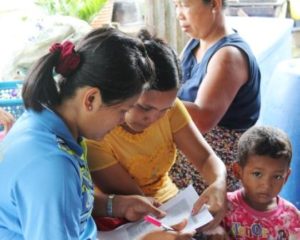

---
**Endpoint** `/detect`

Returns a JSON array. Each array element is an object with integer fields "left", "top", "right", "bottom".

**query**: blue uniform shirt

[
  {"left": 178, "top": 33, "right": 261, "bottom": 130},
  {"left": 0, "top": 108, "right": 97, "bottom": 240}
]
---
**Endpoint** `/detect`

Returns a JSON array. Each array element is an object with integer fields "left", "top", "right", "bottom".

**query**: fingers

[
  {"left": 192, "top": 184, "right": 226, "bottom": 232},
  {"left": 145, "top": 201, "right": 166, "bottom": 218},
  {"left": 172, "top": 220, "right": 196, "bottom": 239},
  {"left": 146, "top": 197, "right": 162, "bottom": 208},
  {"left": 121, "top": 195, "right": 166, "bottom": 221},
  {"left": 191, "top": 195, "right": 208, "bottom": 215},
  {"left": 139, "top": 196, "right": 165, "bottom": 218},
  {"left": 171, "top": 219, "right": 188, "bottom": 231},
  {"left": 203, "top": 201, "right": 226, "bottom": 231}
]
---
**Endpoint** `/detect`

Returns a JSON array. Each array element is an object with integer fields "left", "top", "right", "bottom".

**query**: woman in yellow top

[{"left": 86, "top": 30, "right": 226, "bottom": 231}]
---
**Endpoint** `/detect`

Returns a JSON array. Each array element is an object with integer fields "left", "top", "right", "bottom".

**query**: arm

[
  {"left": 0, "top": 108, "right": 15, "bottom": 134},
  {"left": 16, "top": 157, "right": 83, "bottom": 239},
  {"left": 185, "top": 46, "right": 249, "bottom": 133},
  {"left": 174, "top": 121, "right": 227, "bottom": 230},
  {"left": 87, "top": 138, "right": 143, "bottom": 196},
  {"left": 87, "top": 137, "right": 163, "bottom": 220},
  {"left": 91, "top": 163, "right": 143, "bottom": 196}
]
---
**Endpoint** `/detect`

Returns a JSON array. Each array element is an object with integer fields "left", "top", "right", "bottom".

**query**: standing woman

[
  {"left": 0, "top": 27, "right": 191, "bottom": 240},
  {"left": 171, "top": 0, "right": 261, "bottom": 193}
]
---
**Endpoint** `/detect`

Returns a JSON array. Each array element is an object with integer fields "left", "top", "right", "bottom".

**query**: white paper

[{"left": 97, "top": 185, "right": 213, "bottom": 240}]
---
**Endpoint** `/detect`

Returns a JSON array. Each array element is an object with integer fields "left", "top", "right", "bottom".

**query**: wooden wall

[{"left": 144, "top": 0, "right": 189, "bottom": 54}]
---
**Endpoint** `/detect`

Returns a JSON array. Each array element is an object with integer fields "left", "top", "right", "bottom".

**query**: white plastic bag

[{"left": 0, "top": 14, "right": 91, "bottom": 81}]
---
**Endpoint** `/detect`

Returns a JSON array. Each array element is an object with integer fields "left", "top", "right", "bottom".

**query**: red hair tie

[{"left": 49, "top": 41, "right": 81, "bottom": 77}]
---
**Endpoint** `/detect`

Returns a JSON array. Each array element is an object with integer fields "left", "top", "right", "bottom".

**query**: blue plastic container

[
  {"left": 226, "top": 0, "right": 287, "bottom": 18},
  {"left": 227, "top": 17, "right": 294, "bottom": 107},
  {"left": 0, "top": 80, "right": 24, "bottom": 132},
  {"left": 257, "top": 58, "right": 300, "bottom": 209}
]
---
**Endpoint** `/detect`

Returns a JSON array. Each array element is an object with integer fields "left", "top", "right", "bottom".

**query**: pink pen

[{"left": 144, "top": 215, "right": 175, "bottom": 231}]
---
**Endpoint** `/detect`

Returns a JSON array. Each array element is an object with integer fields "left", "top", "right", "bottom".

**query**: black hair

[
  {"left": 22, "top": 27, "right": 154, "bottom": 111},
  {"left": 237, "top": 125, "right": 292, "bottom": 167},
  {"left": 137, "top": 29, "right": 181, "bottom": 91}
]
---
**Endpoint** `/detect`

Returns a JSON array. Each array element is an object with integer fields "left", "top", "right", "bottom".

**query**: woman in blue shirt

[
  {"left": 171, "top": 0, "right": 261, "bottom": 194},
  {"left": 0, "top": 27, "right": 193, "bottom": 240}
]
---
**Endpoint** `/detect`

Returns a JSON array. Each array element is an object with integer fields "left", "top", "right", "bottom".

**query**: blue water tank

[
  {"left": 227, "top": 17, "right": 294, "bottom": 106},
  {"left": 257, "top": 58, "right": 300, "bottom": 209}
]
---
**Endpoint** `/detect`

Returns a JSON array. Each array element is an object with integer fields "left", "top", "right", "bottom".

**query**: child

[{"left": 220, "top": 125, "right": 300, "bottom": 239}]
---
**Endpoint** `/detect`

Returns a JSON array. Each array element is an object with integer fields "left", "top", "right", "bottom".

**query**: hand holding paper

[{"left": 97, "top": 185, "right": 214, "bottom": 240}]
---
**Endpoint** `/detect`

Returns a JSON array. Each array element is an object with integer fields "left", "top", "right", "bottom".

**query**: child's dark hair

[
  {"left": 137, "top": 29, "right": 181, "bottom": 91},
  {"left": 238, "top": 125, "right": 292, "bottom": 167},
  {"left": 22, "top": 27, "right": 154, "bottom": 111}
]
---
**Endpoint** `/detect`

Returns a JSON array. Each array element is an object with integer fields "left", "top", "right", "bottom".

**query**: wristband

[{"left": 106, "top": 194, "right": 115, "bottom": 217}]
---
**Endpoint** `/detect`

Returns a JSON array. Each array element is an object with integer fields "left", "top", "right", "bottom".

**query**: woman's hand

[
  {"left": 114, "top": 195, "right": 166, "bottom": 222},
  {"left": 0, "top": 108, "right": 15, "bottom": 134},
  {"left": 140, "top": 219, "right": 195, "bottom": 240},
  {"left": 192, "top": 181, "right": 226, "bottom": 231}
]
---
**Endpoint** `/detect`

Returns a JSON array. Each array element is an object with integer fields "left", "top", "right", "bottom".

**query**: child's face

[{"left": 236, "top": 155, "right": 290, "bottom": 211}]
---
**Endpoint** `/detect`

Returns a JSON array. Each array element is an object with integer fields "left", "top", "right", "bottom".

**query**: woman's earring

[{"left": 88, "top": 95, "right": 94, "bottom": 111}]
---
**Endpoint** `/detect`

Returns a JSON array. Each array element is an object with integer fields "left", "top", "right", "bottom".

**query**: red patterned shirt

[{"left": 222, "top": 189, "right": 300, "bottom": 239}]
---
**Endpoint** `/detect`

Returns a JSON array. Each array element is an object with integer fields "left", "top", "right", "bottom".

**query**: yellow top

[{"left": 87, "top": 98, "right": 191, "bottom": 203}]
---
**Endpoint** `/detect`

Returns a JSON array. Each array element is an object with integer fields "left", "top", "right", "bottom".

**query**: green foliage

[{"left": 35, "top": 0, "right": 108, "bottom": 22}]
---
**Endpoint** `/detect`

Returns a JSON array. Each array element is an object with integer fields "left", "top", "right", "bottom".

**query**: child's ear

[
  {"left": 232, "top": 162, "right": 242, "bottom": 179},
  {"left": 284, "top": 168, "right": 291, "bottom": 184}
]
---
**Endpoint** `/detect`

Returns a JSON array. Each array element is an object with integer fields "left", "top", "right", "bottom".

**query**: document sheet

[{"left": 97, "top": 185, "right": 213, "bottom": 240}]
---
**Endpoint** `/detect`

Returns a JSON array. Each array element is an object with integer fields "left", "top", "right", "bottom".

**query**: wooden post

[{"left": 144, "top": 0, "right": 189, "bottom": 54}]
